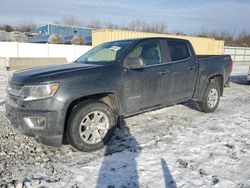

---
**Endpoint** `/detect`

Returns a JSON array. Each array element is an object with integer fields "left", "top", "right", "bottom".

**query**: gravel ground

[{"left": 0, "top": 64, "right": 249, "bottom": 188}]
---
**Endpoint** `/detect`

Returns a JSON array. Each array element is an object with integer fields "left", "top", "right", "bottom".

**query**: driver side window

[{"left": 128, "top": 40, "right": 163, "bottom": 66}]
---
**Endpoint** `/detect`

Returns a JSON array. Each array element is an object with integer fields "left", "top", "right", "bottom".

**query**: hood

[{"left": 11, "top": 63, "right": 101, "bottom": 85}]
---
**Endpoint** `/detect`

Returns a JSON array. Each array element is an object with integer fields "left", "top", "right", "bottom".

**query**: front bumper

[{"left": 5, "top": 96, "right": 66, "bottom": 147}]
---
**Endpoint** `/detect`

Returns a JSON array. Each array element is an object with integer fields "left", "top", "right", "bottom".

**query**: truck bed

[
  {"left": 197, "top": 55, "right": 232, "bottom": 70},
  {"left": 197, "top": 54, "right": 232, "bottom": 87}
]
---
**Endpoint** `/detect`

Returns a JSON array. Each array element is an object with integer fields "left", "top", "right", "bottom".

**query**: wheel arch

[
  {"left": 62, "top": 92, "right": 120, "bottom": 144},
  {"left": 208, "top": 74, "right": 224, "bottom": 96},
  {"left": 199, "top": 76, "right": 223, "bottom": 113}
]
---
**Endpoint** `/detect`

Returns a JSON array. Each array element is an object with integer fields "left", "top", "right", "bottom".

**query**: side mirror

[{"left": 124, "top": 57, "right": 144, "bottom": 69}]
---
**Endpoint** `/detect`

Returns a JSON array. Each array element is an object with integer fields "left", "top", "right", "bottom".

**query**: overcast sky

[{"left": 0, "top": 0, "right": 249, "bottom": 34}]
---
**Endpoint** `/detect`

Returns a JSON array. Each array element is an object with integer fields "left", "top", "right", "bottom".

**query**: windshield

[{"left": 76, "top": 40, "right": 135, "bottom": 63}]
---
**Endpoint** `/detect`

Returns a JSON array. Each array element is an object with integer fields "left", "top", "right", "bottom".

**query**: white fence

[
  {"left": 224, "top": 46, "right": 250, "bottom": 64},
  {"left": 1, "top": 42, "right": 249, "bottom": 65},
  {"left": 0, "top": 42, "right": 92, "bottom": 62}
]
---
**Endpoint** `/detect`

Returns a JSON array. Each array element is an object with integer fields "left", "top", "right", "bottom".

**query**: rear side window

[{"left": 168, "top": 41, "right": 191, "bottom": 62}]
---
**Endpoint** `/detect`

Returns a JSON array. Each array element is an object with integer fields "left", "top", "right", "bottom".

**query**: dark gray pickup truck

[{"left": 5, "top": 37, "right": 233, "bottom": 151}]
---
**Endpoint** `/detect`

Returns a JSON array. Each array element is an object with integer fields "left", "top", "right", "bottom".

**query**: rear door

[{"left": 161, "top": 40, "right": 198, "bottom": 103}]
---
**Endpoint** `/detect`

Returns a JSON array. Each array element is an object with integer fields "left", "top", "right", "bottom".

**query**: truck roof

[{"left": 108, "top": 37, "right": 190, "bottom": 43}]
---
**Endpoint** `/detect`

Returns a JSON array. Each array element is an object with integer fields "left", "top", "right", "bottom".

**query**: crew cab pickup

[{"left": 5, "top": 37, "right": 233, "bottom": 151}]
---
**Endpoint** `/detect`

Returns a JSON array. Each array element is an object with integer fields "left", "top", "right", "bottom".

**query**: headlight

[{"left": 20, "top": 83, "right": 59, "bottom": 101}]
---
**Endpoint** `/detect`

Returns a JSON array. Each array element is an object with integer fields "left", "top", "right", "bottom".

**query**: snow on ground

[
  {"left": 0, "top": 64, "right": 250, "bottom": 188},
  {"left": 0, "top": 71, "right": 10, "bottom": 111}
]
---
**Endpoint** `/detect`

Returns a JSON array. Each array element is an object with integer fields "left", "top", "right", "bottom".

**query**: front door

[{"left": 122, "top": 39, "right": 165, "bottom": 114}]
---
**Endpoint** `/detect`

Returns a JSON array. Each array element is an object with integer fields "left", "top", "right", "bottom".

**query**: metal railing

[{"left": 224, "top": 46, "right": 250, "bottom": 64}]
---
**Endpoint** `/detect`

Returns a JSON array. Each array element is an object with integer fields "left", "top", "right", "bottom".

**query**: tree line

[
  {"left": 1, "top": 17, "right": 250, "bottom": 47},
  {"left": 197, "top": 30, "right": 250, "bottom": 47},
  {"left": 0, "top": 23, "right": 36, "bottom": 32},
  {"left": 0, "top": 17, "right": 167, "bottom": 34}
]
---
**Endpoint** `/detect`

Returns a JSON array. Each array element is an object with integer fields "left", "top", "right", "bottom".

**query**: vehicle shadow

[
  {"left": 230, "top": 75, "right": 249, "bottom": 85},
  {"left": 96, "top": 117, "right": 142, "bottom": 188},
  {"left": 161, "top": 158, "right": 177, "bottom": 188},
  {"left": 182, "top": 100, "right": 200, "bottom": 112}
]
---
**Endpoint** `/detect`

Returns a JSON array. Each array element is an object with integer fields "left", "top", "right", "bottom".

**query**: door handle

[{"left": 159, "top": 70, "right": 170, "bottom": 75}]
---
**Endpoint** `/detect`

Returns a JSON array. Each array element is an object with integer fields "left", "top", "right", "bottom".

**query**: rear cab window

[{"left": 167, "top": 40, "right": 191, "bottom": 62}]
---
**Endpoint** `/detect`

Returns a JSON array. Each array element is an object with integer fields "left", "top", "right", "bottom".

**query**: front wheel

[
  {"left": 199, "top": 82, "right": 220, "bottom": 113},
  {"left": 66, "top": 101, "right": 116, "bottom": 152}
]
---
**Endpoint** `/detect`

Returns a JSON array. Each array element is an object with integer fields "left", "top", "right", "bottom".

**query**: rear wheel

[
  {"left": 66, "top": 101, "right": 116, "bottom": 151},
  {"left": 199, "top": 82, "right": 220, "bottom": 113}
]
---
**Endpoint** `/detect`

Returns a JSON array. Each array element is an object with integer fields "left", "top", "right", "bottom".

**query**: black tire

[
  {"left": 199, "top": 82, "right": 221, "bottom": 113},
  {"left": 66, "top": 101, "right": 116, "bottom": 152}
]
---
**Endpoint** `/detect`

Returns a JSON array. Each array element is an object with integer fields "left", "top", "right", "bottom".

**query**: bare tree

[
  {"left": 57, "top": 16, "right": 84, "bottom": 26},
  {"left": 175, "top": 31, "right": 186, "bottom": 36},
  {"left": 105, "top": 22, "right": 119, "bottom": 29},
  {"left": 128, "top": 20, "right": 143, "bottom": 31},
  {"left": 55, "top": 18, "right": 167, "bottom": 33},
  {"left": 87, "top": 20, "right": 102, "bottom": 28},
  {"left": 0, "top": 25, "right": 14, "bottom": 32},
  {"left": 197, "top": 30, "right": 235, "bottom": 46},
  {"left": 196, "top": 30, "right": 250, "bottom": 47},
  {"left": 94, "top": 19, "right": 167, "bottom": 33},
  {"left": 235, "top": 31, "right": 250, "bottom": 47},
  {"left": 16, "top": 21, "right": 37, "bottom": 32},
  {"left": 127, "top": 20, "right": 166, "bottom": 33}
]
